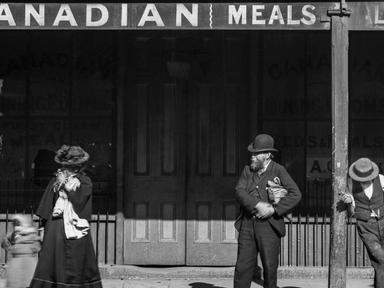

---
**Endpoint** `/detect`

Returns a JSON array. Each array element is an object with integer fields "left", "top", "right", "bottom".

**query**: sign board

[
  {"left": 349, "top": 2, "right": 384, "bottom": 30},
  {"left": 0, "top": 3, "right": 382, "bottom": 30},
  {"left": 0, "top": 3, "right": 330, "bottom": 30},
  {"left": 307, "top": 157, "right": 331, "bottom": 179}
]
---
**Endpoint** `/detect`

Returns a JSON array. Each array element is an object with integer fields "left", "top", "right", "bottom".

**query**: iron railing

[
  {"left": 280, "top": 216, "right": 370, "bottom": 267},
  {"left": 0, "top": 212, "right": 116, "bottom": 264},
  {"left": 0, "top": 213, "right": 370, "bottom": 267}
]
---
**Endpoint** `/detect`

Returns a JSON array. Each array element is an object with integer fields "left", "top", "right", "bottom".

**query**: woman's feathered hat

[{"left": 54, "top": 145, "right": 89, "bottom": 166}]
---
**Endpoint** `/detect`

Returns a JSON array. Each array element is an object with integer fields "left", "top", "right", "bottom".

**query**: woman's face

[{"left": 62, "top": 165, "right": 81, "bottom": 173}]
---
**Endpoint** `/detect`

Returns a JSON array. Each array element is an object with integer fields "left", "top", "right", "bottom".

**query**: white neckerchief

[
  {"left": 258, "top": 159, "right": 271, "bottom": 176},
  {"left": 360, "top": 174, "right": 384, "bottom": 200},
  {"left": 352, "top": 174, "right": 384, "bottom": 217}
]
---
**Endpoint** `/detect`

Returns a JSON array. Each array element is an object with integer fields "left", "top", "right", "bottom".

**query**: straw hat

[{"left": 349, "top": 158, "right": 379, "bottom": 182}]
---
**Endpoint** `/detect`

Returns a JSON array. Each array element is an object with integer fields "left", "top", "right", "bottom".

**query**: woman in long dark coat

[{"left": 30, "top": 145, "right": 102, "bottom": 288}]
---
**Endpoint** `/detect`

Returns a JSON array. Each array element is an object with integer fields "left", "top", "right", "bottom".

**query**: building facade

[{"left": 0, "top": 2, "right": 383, "bottom": 266}]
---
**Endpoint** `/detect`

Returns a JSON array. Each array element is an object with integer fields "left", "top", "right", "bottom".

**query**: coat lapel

[{"left": 251, "top": 161, "right": 274, "bottom": 186}]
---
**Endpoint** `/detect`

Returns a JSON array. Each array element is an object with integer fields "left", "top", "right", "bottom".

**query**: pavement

[
  {"left": 0, "top": 265, "right": 376, "bottom": 288},
  {"left": 1, "top": 278, "right": 374, "bottom": 288},
  {"left": 102, "top": 278, "right": 374, "bottom": 288}
]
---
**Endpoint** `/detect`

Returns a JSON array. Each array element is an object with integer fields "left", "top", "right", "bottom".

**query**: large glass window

[
  {"left": 0, "top": 31, "right": 116, "bottom": 213},
  {"left": 350, "top": 32, "right": 384, "bottom": 179},
  {"left": 260, "top": 31, "right": 331, "bottom": 216}
]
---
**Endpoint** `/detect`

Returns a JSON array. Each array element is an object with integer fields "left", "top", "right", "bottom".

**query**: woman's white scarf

[{"left": 53, "top": 171, "right": 90, "bottom": 239}]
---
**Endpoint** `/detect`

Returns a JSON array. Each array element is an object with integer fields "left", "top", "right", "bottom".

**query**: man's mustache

[{"left": 250, "top": 159, "right": 264, "bottom": 171}]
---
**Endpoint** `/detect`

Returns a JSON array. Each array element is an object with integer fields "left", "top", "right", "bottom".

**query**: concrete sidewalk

[
  {"left": 97, "top": 265, "right": 377, "bottom": 288},
  {"left": 99, "top": 265, "right": 374, "bottom": 288},
  {"left": 98, "top": 265, "right": 374, "bottom": 280},
  {"left": 0, "top": 265, "right": 376, "bottom": 288},
  {"left": 102, "top": 278, "right": 374, "bottom": 288},
  {"left": 0, "top": 278, "right": 375, "bottom": 288}
]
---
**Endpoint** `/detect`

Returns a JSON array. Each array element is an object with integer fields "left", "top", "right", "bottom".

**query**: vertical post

[
  {"left": 115, "top": 31, "right": 125, "bottom": 265},
  {"left": 328, "top": 9, "right": 349, "bottom": 288}
]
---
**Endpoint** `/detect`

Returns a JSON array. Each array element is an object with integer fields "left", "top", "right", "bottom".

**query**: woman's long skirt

[{"left": 30, "top": 218, "right": 102, "bottom": 288}]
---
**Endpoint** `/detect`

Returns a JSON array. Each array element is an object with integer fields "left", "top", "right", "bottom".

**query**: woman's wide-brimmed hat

[
  {"left": 248, "top": 134, "right": 278, "bottom": 153},
  {"left": 349, "top": 157, "right": 379, "bottom": 182},
  {"left": 54, "top": 145, "right": 89, "bottom": 166}
]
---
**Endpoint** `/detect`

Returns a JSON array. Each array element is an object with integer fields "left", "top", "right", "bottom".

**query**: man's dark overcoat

[
  {"left": 235, "top": 160, "right": 301, "bottom": 236},
  {"left": 234, "top": 160, "right": 301, "bottom": 288}
]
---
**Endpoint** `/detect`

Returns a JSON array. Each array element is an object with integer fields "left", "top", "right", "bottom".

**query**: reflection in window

[{"left": 0, "top": 31, "right": 116, "bottom": 213}]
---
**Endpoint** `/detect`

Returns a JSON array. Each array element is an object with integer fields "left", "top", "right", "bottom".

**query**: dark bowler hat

[
  {"left": 54, "top": 145, "right": 89, "bottom": 166},
  {"left": 247, "top": 134, "right": 278, "bottom": 153},
  {"left": 349, "top": 158, "right": 379, "bottom": 182}
]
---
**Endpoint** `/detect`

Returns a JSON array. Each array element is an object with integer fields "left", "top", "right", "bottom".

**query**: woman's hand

[
  {"left": 65, "top": 176, "right": 81, "bottom": 192},
  {"left": 56, "top": 171, "right": 67, "bottom": 185}
]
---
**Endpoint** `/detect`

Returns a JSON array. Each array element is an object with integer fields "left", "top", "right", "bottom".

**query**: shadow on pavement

[{"left": 188, "top": 282, "right": 226, "bottom": 288}]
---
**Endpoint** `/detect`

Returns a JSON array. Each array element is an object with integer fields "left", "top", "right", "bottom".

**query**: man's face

[
  {"left": 360, "top": 180, "right": 373, "bottom": 189},
  {"left": 250, "top": 152, "right": 270, "bottom": 171}
]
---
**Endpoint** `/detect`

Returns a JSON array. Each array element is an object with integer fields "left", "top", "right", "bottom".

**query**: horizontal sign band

[{"left": 0, "top": 3, "right": 382, "bottom": 30}]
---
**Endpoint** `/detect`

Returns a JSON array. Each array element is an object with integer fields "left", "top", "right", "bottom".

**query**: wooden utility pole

[
  {"left": 115, "top": 31, "right": 126, "bottom": 265},
  {"left": 328, "top": 1, "right": 350, "bottom": 288}
]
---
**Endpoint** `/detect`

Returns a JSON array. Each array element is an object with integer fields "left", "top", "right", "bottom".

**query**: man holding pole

[{"left": 341, "top": 157, "right": 384, "bottom": 288}]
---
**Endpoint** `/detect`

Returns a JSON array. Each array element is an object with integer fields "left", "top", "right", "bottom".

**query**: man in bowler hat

[
  {"left": 234, "top": 134, "right": 302, "bottom": 288},
  {"left": 341, "top": 158, "right": 384, "bottom": 288}
]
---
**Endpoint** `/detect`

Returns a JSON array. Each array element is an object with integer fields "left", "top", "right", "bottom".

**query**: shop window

[
  {"left": 0, "top": 31, "right": 116, "bottom": 213},
  {"left": 350, "top": 32, "right": 384, "bottom": 175},
  {"left": 261, "top": 31, "right": 331, "bottom": 216}
]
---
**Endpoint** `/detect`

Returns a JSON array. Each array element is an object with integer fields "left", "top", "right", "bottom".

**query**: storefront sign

[
  {"left": 349, "top": 2, "right": 384, "bottom": 30},
  {"left": 0, "top": 3, "right": 332, "bottom": 30},
  {"left": 0, "top": 3, "right": 384, "bottom": 30}
]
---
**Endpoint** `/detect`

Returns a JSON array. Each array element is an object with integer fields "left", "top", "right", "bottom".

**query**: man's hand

[
  {"left": 340, "top": 192, "right": 354, "bottom": 204},
  {"left": 255, "top": 202, "right": 275, "bottom": 219}
]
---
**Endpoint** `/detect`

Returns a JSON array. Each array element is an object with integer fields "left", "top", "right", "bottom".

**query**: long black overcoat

[{"left": 30, "top": 173, "right": 102, "bottom": 288}]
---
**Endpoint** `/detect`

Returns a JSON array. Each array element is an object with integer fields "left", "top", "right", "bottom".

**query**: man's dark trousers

[
  {"left": 357, "top": 218, "right": 384, "bottom": 287},
  {"left": 234, "top": 217, "right": 280, "bottom": 288}
]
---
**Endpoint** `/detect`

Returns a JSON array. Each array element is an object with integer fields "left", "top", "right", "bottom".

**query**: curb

[
  {"left": 98, "top": 265, "right": 374, "bottom": 280},
  {"left": 99, "top": 265, "right": 234, "bottom": 279},
  {"left": 0, "top": 264, "right": 374, "bottom": 280}
]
